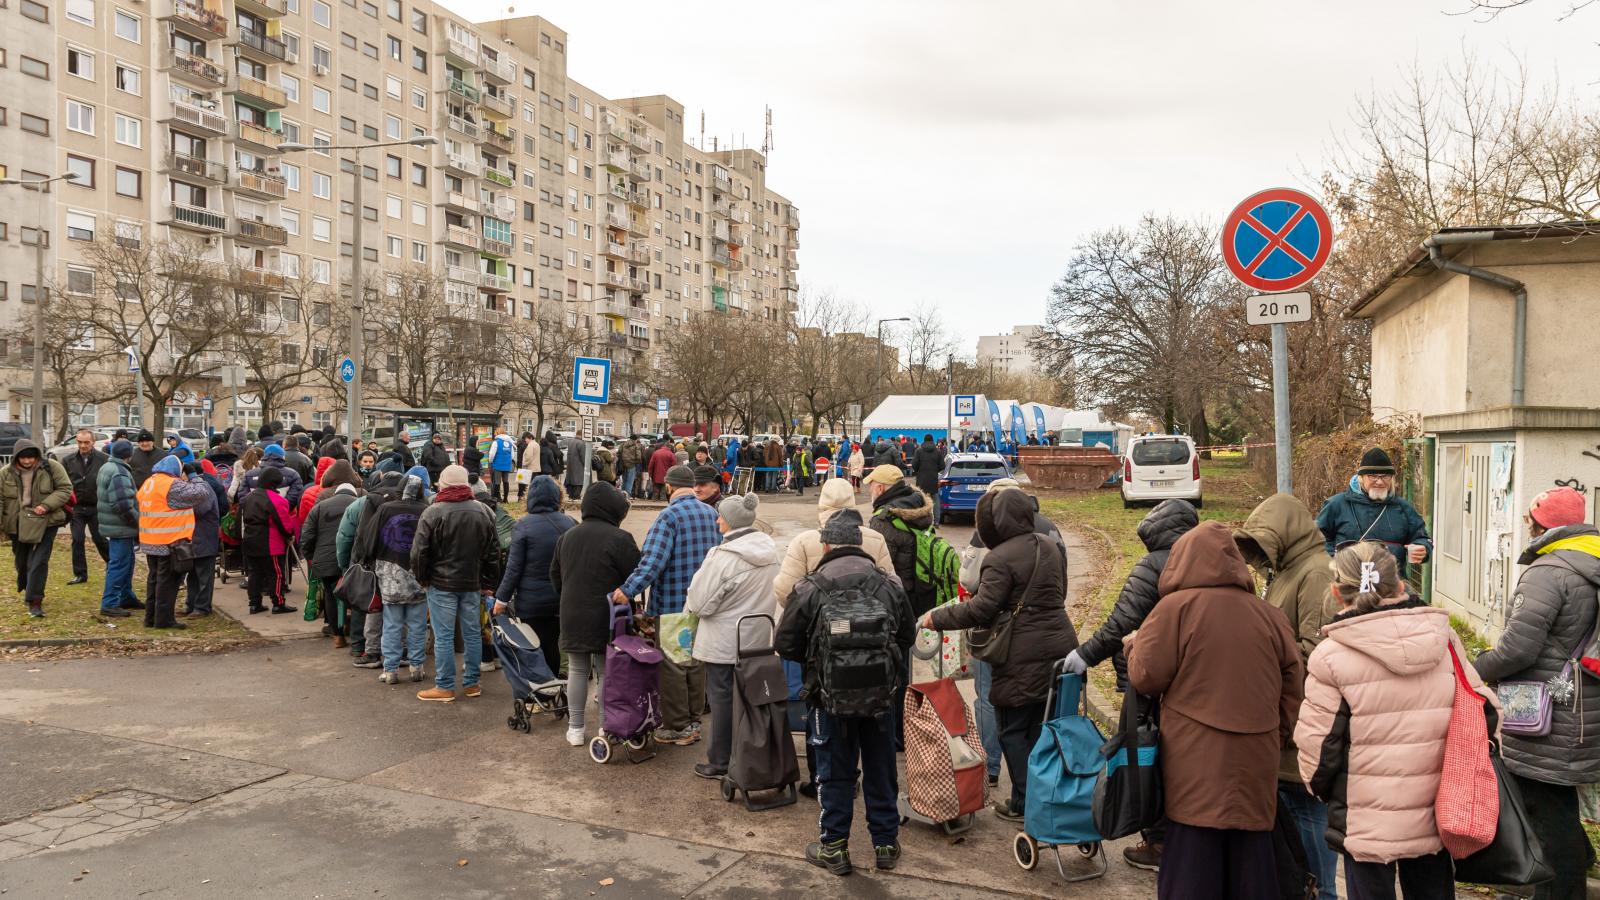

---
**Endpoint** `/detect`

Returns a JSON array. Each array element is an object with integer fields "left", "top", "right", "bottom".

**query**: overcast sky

[{"left": 452, "top": 0, "right": 1595, "bottom": 351}]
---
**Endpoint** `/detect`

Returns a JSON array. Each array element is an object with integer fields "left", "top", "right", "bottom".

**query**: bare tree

[
  {"left": 895, "top": 303, "right": 954, "bottom": 394},
  {"left": 498, "top": 303, "right": 594, "bottom": 437},
  {"left": 1, "top": 296, "right": 128, "bottom": 444},
  {"left": 365, "top": 267, "right": 459, "bottom": 409},
  {"left": 218, "top": 269, "right": 344, "bottom": 423},
  {"left": 655, "top": 311, "right": 762, "bottom": 431}
]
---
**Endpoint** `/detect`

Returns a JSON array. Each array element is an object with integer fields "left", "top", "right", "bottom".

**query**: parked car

[
  {"left": 47, "top": 428, "right": 120, "bottom": 460},
  {"left": 935, "top": 452, "right": 1012, "bottom": 523},
  {"left": 751, "top": 433, "right": 782, "bottom": 446},
  {"left": 0, "top": 422, "right": 33, "bottom": 460},
  {"left": 1120, "top": 434, "right": 1202, "bottom": 509}
]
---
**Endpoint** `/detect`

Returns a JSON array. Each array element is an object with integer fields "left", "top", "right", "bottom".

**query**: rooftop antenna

[
  {"left": 699, "top": 110, "right": 705, "bottom": 151},
  {"left": 762, "top": 105, "right": 772, "bottom": 157}
]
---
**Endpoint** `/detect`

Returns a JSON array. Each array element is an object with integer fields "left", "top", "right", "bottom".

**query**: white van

[{"left": 1120, "top": 434, "right": 1202, "bottom": 509}]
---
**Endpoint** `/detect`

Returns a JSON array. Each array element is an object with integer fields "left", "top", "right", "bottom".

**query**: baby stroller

[
  {"left": 1013, "top": 663, "right": 1108, "bottom": 882},
  {"left": 719, "top": 615, "right": 798, "bottom": 811},
  {"left": 217, "top": 504, "right": 245, "bottom": 583},
  {"left": 589, "top": 604, "right": 663, "bottom": 765},
  {"left": 899, "top": 677, "right": 986, "bottom": 835},
  {"left": 490, "top": 615, "right": 568, "bottom": 733}
]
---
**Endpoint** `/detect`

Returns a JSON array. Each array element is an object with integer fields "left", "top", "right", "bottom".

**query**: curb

[{"left": 0, "top": 636, "right": 123, "bottom": 648}]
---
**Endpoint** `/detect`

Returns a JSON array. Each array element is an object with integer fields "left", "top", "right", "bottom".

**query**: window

[
  {"left": 67, "top": 0, "right": 95, "bottom": 24},
  {"left": 282, "top": 31, "right": 299, "bottom": 60},
  {"left": 312, "top": 0, "right": 330, "bottom": 25},
  {"left": 280, "top": 162, "right": 301, "bottom": 192},
  {"left": 312, "top": 172, "right": 331, "bottom": 198},
  {"left": 21, "top": 0, "right": 48, "bottom": 22},
  {"left": 115, "top": 167, "right": 140, "bottom": 197},
  {"left": 66, "top": 211, "right": 96, "bottom": 242},
  {"left": 385, "top": 75, "right": 401, "bottom": 98},
  {"left": 384, "top": 154, "right": 400, "bottom": 178},
  {"left": 114, "top": 114, "right": 140, "bottom": 146},
  {"left": 363, "top": 42, "right": 378, "bottom": 59},
  {"left": 386, "top": 0, "right": 399, "bottom": 18},
  {"left": 20, "top": 57, "right": 49, "bottom": 79},
  {"left": 66, "top": 267, "right": 95, "bottom": 295},
  {"left": 281, "top": 73, "right": 299, "bottom": 102},
  {"left": 67, "top": 48, "right": 94, "bottom": 80},
  {"left": 65, "top": 155, "right": 94, "bottom": 187},
  {"left": 281, "top": 120, "right": 301, "bottom": 143},
  {"left": 410, "top": 202, "right": 426, "bottom": 225},
  {"left": 384, "top": 114, "right": 400, "bottom": 139},
  {"left": 386, "top": 235, "right": 400, "bottom": 257},
  {"left": 114, "top": 9, "right": 140, "bottom": 41},
  {"left": 411, "top": 241, "right": 427, "bottom": 263},
  {"left": 280, "top": 209, "right": 300, "bottom": 235},
  {"left": 411, "top": 88, "right": 426, "bottom": 110},
  {"left": 20, "top": 113, "right": 50, "bottom": 136},
  {"left": 362, "top": 83, "right": 378, "bottom": 101},
  {"left": 385, "top": 194, "right": 401, "bottom": 218},
  {"left": 411, "top": 48, "right": 426, "bottom": 72},
  {"left": 410, "top": 8, "right": 425, "bottom": 32},
  {"left": 410, "top": 163, "right": 425, "bottom": 186},
  {"left": 311, "top": 86, "right": 330, "bottom": 113},
  {"left": 312, "top": 44, "right": 331, "bottom": 70},
  {"left": 115, "top": 63, "right": 140, "bottom": 95},
  {"left": 310, "top": 258, "right": 331, "bottom": 284},
  {"left": 339, "top": 32, "right": 356, "bottom": 50},
  {"left": 311, "top": 215, "right": 331, "bottom": 241},
  {"left": 339, "top": 115, "right": 355, "bottom": 133},
  {"left": 66, "top": 101, "right": 95, "bottom": 135}
]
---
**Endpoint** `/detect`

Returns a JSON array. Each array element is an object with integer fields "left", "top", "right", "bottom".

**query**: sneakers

[
  {"left": 873, "top": 844, "right": 901, "bottom": 871},
  {"left": 987, "top": 772, "right": 1000, "bottom": 787},
  {"left": 248, "top": 604, "right": 266, "bottom": 614},
  {"left": 1122, "top": 840, "right": 1163, "bottom": 872},
  {"left": 352, "top": 653, "right": 382, "bottom": 669},
  {"left": 270, "top": 604, "right": 298, "bottom": 614},
  {"left": 378, "top": 671, "right": 400, "bottom": 684},
  {"left": 482, "top": 659, "right": 499, "bottom": 672},
  {"left": 461, "top": 684, "right": 482, "bottom": 698},
  {"left": 408, "top": 665, "right": 423, "bottom": 683},
  {"left": 26, "top": 603, "right": 44, "bottom": 619},
  {"left": 654, "top": 727, "right": 699, "bottom": 746},
  {"left": 416, "top": 687, "right": 456, "bottom": 702},
  {"left": 101, "top": 607, "right": 131, "bottom": 618},
  {"left": 693, "top": 763, "right": 727, "bottom": 780},
  {"left": 992, "top": 800, "right": 1024, "bottom": 823},
  {"left": 804, "top": 839, "right": 852, "bottom": 877},
  {"left": 67, "top": 575, "right": 88, "bottom": 585},
  {"left": 565, "top": 727, "right": 586, "bottom": 747}
]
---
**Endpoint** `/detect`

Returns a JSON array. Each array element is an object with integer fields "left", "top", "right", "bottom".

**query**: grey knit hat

[
  {"left": 818, "top": 507, "right": 864, "bottom": 547},
  {"left": 718, "top": 493, "right": 759, "bottom": 530},
  {"left": 665, "top": 464, "right": 696, "bottom": 488}
]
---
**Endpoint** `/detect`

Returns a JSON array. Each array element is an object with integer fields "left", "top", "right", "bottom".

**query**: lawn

[
  {"left": 0, "top": 533, "right": 252, "bottom": 648},
  {"left": 1038, "top": 453, "right": 1270, "bottom": 703}
]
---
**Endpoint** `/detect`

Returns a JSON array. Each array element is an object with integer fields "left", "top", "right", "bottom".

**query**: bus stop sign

[{"left": 1222, "top": 187, "right": 1332, "bottom": 293}]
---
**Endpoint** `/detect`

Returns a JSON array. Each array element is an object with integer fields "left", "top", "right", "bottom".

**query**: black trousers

[
  {"left": 144, "top": 553, "right": 183, "bottom": 628},
  {"left": 1513, "top": 773, "right": 1593, "bottom": 900},
  {"left": 69, "top": 508, "right": 108, "bottom": 578},
  {"left": 11, "top": 526, "right": 59, "bottom": 603},
  {"left": 522, "top": 613, "right": 561, "bottom": 676},
  {"left": 704, "top": 662, "right": 735, "bottom": 770},
  {"left": 183, "top": 556, "right": 217, "bottom": 614},
  {"left": 996, "top": 700, "right": 1047, "bottom": 811},
  {"left": 1343, "top": 849, "right": 1454, "bottom": 900},
  {"left": 322, "top": 575, "right": 341, "bottom": 630},
  {"left": 245, "top": 553, "right": 286, "bottom": 609},
  {"left": 1157, "top": 821, "right": 1277, "bottom": 900}
]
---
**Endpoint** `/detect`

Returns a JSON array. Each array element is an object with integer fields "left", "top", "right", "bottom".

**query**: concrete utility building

[{"left": 1353, "top": 224, "right": 1600, "bottom": 637}]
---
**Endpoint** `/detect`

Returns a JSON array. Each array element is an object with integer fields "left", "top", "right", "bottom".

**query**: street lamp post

[
  {"left": 278, "top": 136, "right": 436, "bottom": 437},
  {"left": 1, "top": 172, "right": 82, "bottom": 438},
  {"left": 874, "top": 316, "right": 910, "bottom": 417}
]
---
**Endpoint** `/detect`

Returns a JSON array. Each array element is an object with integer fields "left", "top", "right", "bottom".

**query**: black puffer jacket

[
  {"left": 410, "top": 494, "right": 499, "bottom": 592},
  {"left": 1077, "top": 499, "right": 1198, "bottom": 690},
  {"left": 300, "top": 486, "right": 360, "bottom": 579},
  {"left": 421, "top": 440, "right": 452, "bottom": 484},
  {"left": 868, "top": 479, "right": 937, "bottom": 615},
  {"left": 1474, "top": 524, "right": 1600, "bottom": 785},
  {"left": 931, "top": 489, "right": 1078, "bottom": 707},
  {"left": 912, "top": 440, "right": 944, "bottom": 493},
  {"left": 551, "top": 482, "right": 641, "bottom": 655},
  {"left": 539, "top": 434, "right": 564, "bottom": 479},
  {"left": 494, "top": 476, "right": 575, "bottom": 620}
]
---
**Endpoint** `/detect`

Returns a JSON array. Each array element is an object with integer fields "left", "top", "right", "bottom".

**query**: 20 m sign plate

[
  {"left": 1222, "top": 187, "right": 1332, "bottom": 293},
  {"left": 1246, "top": 291, "right": 1311, "bottom": 326}
]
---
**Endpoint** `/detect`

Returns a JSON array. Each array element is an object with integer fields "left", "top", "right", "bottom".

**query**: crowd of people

[{"left": 5, "top": 425, "right": 1596, "bottom": 897}]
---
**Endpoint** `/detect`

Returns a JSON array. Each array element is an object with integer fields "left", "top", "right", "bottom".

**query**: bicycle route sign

[{"left": 1222, "top": 187, "right": 1333, "bottom": 293}]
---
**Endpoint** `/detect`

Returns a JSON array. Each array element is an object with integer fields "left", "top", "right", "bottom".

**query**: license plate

[
  {"left": 965, "top": 485, "right": 986, "bottom": 492},
  {"left": 1150, "top": 480, "right": 1175, "bottom": 488}
]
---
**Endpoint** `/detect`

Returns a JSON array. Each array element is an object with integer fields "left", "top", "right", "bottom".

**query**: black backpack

[{"left": 803, "top": 570, "right": 902, "bottom": 717}]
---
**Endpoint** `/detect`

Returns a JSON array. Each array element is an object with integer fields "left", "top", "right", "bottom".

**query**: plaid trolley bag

[{"left": 898, "top": 677, "right": 987, "bottom": 834}]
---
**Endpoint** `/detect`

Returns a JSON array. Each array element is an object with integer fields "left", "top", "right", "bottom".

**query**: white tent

[{"left": 862, "top": 395, "right": 975, "bottom": 440}]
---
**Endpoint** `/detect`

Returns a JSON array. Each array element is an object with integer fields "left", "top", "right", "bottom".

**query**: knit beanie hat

[
  {"left": 818, "top": 477, "right": 856, "bottom": 514},
  {"left": 863, "top": 463, "right": 903, "bottom": 486},
  {"left": 1529, "top": 486, "right": 1587, "bottom": 530},
  {"left": 136, "top": 429, "right": 155, "bottom": 443},
  {"left": 692, "top": 464, "right": 720, "bottom": 485},
  {"left": 263, "top": 443, "right": 286, "bottom": 458},
  {"left": 819, "top": 507, "right": 864, "bottom": 546},
  {"left": 109, "top": 439, "right": 133, "bottom": 460},
  {"left": 439, "top": 464, "right": 469, "bottom": 487},
  {"left": 718, "top": 493, "right": 759, "bottom": 530},
  {"left": 1356, "top": 447, "right": 1395, "bottom": 476},
  {"left": 665, "top": 464, "right": 696, "bottom": 488}
]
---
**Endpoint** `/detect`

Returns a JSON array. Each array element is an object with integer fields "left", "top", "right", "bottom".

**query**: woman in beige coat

[
  {"left": 771, "top": 477, "right": 892, "bottom": 610},
  {"left": 1296, "top": 541, "right": 1497, "bottom": 899}
]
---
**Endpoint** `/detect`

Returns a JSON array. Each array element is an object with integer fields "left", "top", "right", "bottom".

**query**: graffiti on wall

[{"left": 1554, "top": 477, "right": 1589, "bottom": 494}]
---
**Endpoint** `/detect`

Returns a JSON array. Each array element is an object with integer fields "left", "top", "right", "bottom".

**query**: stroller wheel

[
  {"left": 519, "top": 716, "right": 532, "bottom": 733},
  {"left": 589, "top": 736, "right": 612, "bottom": 764},
  {"left": 719, "top": 778, "right": 736, "bottom": 803},
  {"left": 506, "top": 715, "right": 518, "bottom": 731},
  {"left": 1014, "top": 833, "right": 1038, "bottom": 871}
]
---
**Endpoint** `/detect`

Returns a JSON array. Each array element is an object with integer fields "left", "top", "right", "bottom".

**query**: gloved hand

[{"left": 1063, "top": 649, "right": 1088, "bottom": 675}]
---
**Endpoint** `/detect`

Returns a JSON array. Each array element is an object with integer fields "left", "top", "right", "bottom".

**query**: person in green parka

[{"left": 0, "top": 440, "right": 74, "bottom": 618}]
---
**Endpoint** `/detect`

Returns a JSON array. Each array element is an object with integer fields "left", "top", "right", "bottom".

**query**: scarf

[{"left": 434, "top": 485, "right": 475, "bottom": 504}]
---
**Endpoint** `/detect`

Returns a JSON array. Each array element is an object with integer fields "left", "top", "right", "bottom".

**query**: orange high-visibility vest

[{"left": 136, "top": 473, "right": 195, "bottom": 544}]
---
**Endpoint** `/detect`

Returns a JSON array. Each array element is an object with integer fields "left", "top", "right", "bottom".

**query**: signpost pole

[
  {"left": 1271, "top": 323, "right": 1292, "bottom": 494},
  {"left": 946, "top": 356, "right": 953, "bottom": 445}
]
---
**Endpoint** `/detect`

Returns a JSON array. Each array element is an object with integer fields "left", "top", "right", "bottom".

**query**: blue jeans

[
  {"left": 811, "top": 708, "right": 899, "bottom": 846},
  {"left": 1279, "top": 784, "right": 1338, "bottom": 900},
  {"left": 426, "top": 588, "right": 482, "bottom": 690},
  {"left": 101, "top": 537, "right": 137, "bottom": 611},
  {"left": 621, "top": 465, "right": 638, "bottom": 497},
  {"left": 382, "top": 602, "right": 428, "bottom": 672},
  {"left": 972, "top": 658, "right": 1002, "bottom": 778}
]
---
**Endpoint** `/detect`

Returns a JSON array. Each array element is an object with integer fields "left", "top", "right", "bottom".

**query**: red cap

[
  {"left": 1530, "top": 487, "right": 1587, "bottom": 530},
  {"left": 200, "top": 459, "right": 218, "bottom": 477}
]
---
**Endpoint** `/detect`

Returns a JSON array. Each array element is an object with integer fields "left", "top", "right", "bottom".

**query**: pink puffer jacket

[{"left": 1295, "top": 600, "right": 1499, "bottom": 864}]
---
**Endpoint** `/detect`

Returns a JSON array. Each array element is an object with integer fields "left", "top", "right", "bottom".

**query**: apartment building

[
  {"left": 976, "top": 325, "right": 1044, "bottom": 376},
  {"left": 0, "top": 2, "right": 800, "bottom": 437}
]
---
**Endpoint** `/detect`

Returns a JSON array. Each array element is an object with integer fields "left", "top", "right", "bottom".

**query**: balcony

[
  {"left": 235, "top": 0, "right": 286, "bottom": 16},
  {"left": 442, "top": 190, "right": 479, "bottom": 213},
  {"left": 165, "top": 48, "right": 227, "bottom": 88},
  {"left": 604, "top": 213, "right": 628, "bottom": 232},
  {"left": 479, "top": 91, "right": 513, "bottom": 119},
  {"left": 782, "top": 250, "right": 797, "bottom": 270},
  {"left": 162, "top": 1, "right": 228, "bottom": 37},
  {"left": 482, "top": 124, "right": 513, "bottom": 154},
  {"left": 711, "top": 199, "right": 733, "bottom": 219},
  {"left": 447, "top": 77, "right": 481, "bottom": 105},
  {"left": 236, "top": 219, "right": 288, "bottom": 245},
  {"left": 234, "top": 120, "right": 283, "bottom": 151},
  {"left": 602, "top": 272, "right": 629, "bottom": 292},
  {"left": 479, "top": 272, "right": 512, "bottom": 293},
  {"left": 163, "top": 152, "right": 228, "bottom": 183},
  {"left": 624, "top": 189, "right": 649, "bottom": 209},
  {"left": 480, "top": 195, "right": 514, "bottom": 220},
  {"left": 481, "top": 52, "right": 514, "bottom": 84},
  {"left": 629, "top": 334, "right": 650, "bottom": 350},
  {"left": 627, "top": 130, "right": 650, "bottom": 152},
  {"left": 627, "top": 303, "right": 650, "bottom": 322},
  {"left": 444, "top": 264, "right": 476, "bottom": 284},
  {"left": 234, "top": 167, "right": 287, "bottom": 199},
  {"left": 596, "top": 297, "right": 629, "bottom": 319},
  {"left": 444, "top": 152, "right": 482, "bottom": 177},
  {"left": 627, "top": 160, "right": 652, "bottom": 182},
  {"left": 234, "top": 28, "right": 287, "bottom": 63},
  {"left": 482, "top": 166, "right": 513, "bottom": 188},
  {"left": 443, "top": 225, "right": 481, "bottom": 250},
  {"left": 444, "top": 36, "right": 479, "bottom": 67},
  {"left": 627, "top": 244, "right": 652, "bottom": 266},
  {"left": 780, "top": 270, "right": 798, "bottom": 290},
  {"left": 603, "top": 150, "right": 629, "bottom": 173},
  {"left": 784, "top": 208, "right": 800, "bottom": 228},
  {"left": 237, "top": 264, "right": 286, "bottom": 289},
  {"left": 164, "top": 203, "right": 228, "bottom": 233},
  {"left": 626, "top": 217, "right": 648, "bottom": 238},
  {"left": 440, "top": 113, "right": 480, "bottom": 142},
  {"left": 481, "top": 235, "right": 512, "bottom": 257},
  {"left": 726, "top": 226, "right": 746, "bottom": 248},
  {"left": 228, "top": 72, "right": 287, "bottom": 108},
  {"left": 710, "top": 171, "right": 732, "bottom": 192},
  {"left": 627, "top": 277, "right": 651, "bottom": 295},
  {"left": 162, "top": 98, "right": 229, "bottom": 135},
  {"left": 602, "top": 241, "right": 626, "bottom": 260}
]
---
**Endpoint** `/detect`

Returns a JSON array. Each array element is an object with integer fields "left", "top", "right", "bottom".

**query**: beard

[{"left": 1366, "top": 487, "right": 1390, "bottom": 502}]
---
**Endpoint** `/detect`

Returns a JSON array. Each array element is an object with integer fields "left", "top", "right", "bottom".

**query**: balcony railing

[
  {"left": 443, "top": 190, "right": 479, "bottom": 212},
  {"left": 627, "top": 160, "right": 652, "bottom": 182},
  {"left": 602, "top": 272, "right": 628, "bottom": 291},
  {"left": 235, "top": 0, "right": 287, "bottom": 17},
  {"left": 445, "top": 264, "right": 477, "bottom": 283},
  {"left": 626, "top": 245, "right": 652, "bottom": 265},
  {"left": 604, "top": 213, "right": 629, "bottom": 232},
  {"left": 441, "top": 113, "right": 480, "bottom": 141},
  {"left": 711, "top": 199, "right": 733, "bottom": 219},
  {"left": 627, "top": 277, "right": 651, "bottom": 294},
  {"left": 229, "top": 73, "right": 288, "bottom": 108},
  {"left": 236, "top": 219, "right": 288, "bottom": 244},
  {"left": 479, "top": 91, "right": 512, "bottom": 118},
  {"left": 482, "top": 125, "right": 513, "bottom": 153},
  {"left": 481, "top": 235, "right": 512, "bottom": 257},
  {"left": 480, "top": 53, "right": 514, "bottom": 84},
  {"left": 444, "top": 152, "right": 482, "bottom": 176},
  {"left": 596, "top": 298, "right": 629, "bottom": 319},
  {"left": 235, "top": 28, "right": 287, "bottom": 61},
  {"left": 165, "top": 98, "right": 229, "bottom": 134},
  {"left": 164, "top": 0, "right": 228, "bottom": 37},
  {"left": 235, "top": 168, "right": 287, "bottom": 198},
  {"left": 710, "top": 171, "right": 732, "bottom": 191},
  {"left": 626, "top": 217, "right": 648, "bottom": 238},
  {"left": 166, "top": 49, "right": 227, "bottom": 88},
  {"left": 627, "top": 130, "right": 651, "bottom": 152},
  {"left": 237, "top": 265, "right": 286, "bottom": 288},
  {"left": 784, "top": 208, "right": 800, "bottom": 228},
  {"left": 479, "top": 272, "right": 512, "bottom": 292},
  {"left": 624, "top": 189, "right": 649, "bottom": 209},
  {"left": 443, "top": 225, "right": 481, "bottom": 249},
  {"left": 627, "top": 304, "right": 649, "bottom": 322},
  {"left": 164, "top": 152, "right": 228, "bottom": 182},
  {"left": 235, "top": 120, "right": 283, "bottom": 150},
  {"left": 482, "top": 166, "right": 513, "bottom": 187},
  {"left": 167, "top": 204, "right": 228, "bottom": 233},
  {"left": 603, "top": 151, "right": 629, "bottom": 172},
  {"left": 448, "top": 77, "right": 480, "bottom": 104},
  {"left": 480, "top": 195, "right": 514, "bottom": 220},
  {"left": 444, "top": 36, "right": 479, "bottom": 66},
  {"left": 629, "top": 334, "right": 650, "bottom": 350}
]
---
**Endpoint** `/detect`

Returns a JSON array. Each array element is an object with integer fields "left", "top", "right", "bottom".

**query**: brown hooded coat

[{"left": 1128, "top": 520, "right": 1304, "bottom": 831}]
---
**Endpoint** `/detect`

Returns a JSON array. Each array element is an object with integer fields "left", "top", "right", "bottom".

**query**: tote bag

[{"left": 1436, "top": 642, "right": 1499, "bottom": 858}]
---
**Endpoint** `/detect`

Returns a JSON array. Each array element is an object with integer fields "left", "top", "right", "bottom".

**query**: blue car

[{"left": 936, "top": 452, "right": 1012, "bottom": 522}]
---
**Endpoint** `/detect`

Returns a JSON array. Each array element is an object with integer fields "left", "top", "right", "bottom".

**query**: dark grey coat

[
  {"left": 1473, "top": 524, "right": 1600, "bottom": 786},
  {"left": 1077, "top": 499, "right": 1198, "bottom": 690}
]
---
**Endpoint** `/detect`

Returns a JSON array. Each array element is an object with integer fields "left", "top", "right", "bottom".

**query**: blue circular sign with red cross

[{"left": 1222, "top": 187, "right": 1333, "bottom": 292}]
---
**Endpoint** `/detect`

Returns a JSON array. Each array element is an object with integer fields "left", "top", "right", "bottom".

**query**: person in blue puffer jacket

[{"left": 491, "top": 475, "right": 575, "bottom": 671}]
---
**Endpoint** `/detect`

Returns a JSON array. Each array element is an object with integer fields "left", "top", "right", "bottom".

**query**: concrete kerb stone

[{"left": 0, "top": 637, "right": 124, "bottom": 648}]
